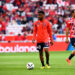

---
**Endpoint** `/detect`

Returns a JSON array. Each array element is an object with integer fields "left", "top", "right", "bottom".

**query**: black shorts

[
  {"left": 70, "top": 38, "right": 75, "bottom": 47},
  {"left": 37, "top": 42, "right": 49, "bottom": 51}
]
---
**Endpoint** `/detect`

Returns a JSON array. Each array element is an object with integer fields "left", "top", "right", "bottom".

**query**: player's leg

[
  {"left": 44, "top": 48, "right": 49, "bottom": 65},
  {"left": 68, "top": 50, "right": 75, "bottom": 60},
  {"left": 66, "top": 38, "right": 75, "bottom": 65},
  {"left": 44, "top": 48, "right": 51, "bottom": 68},
  {"left": 66, "top": 50, "right": 75, "bottom": 65},
  {"left": 43, "top": 42, "right": 51, "bottom": 68},
  {"left": 39, "top": 50, "right": 45, "bottom": 67},
  {"left": 37, "top": 43, "right": 45, "bottom": 68}
]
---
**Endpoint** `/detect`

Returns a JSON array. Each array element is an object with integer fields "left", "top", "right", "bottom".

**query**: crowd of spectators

[{"left": 0, "top": 0, "right": 75, "bottom": 37}]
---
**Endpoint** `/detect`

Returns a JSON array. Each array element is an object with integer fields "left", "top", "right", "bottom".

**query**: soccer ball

[{"left": 26, "top": 62, "right": 34, "bottom": 70}]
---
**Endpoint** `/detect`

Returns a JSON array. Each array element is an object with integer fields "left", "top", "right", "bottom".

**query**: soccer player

[
  {"left": 66, "top": 10, "right": 75, "bottom": 65},
  {"left": 32, "top": 11, "right": 53, "bottom": 69}
]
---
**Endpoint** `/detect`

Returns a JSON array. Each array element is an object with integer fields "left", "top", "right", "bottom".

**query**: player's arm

[
  {"left": 32, "top": 23, "right": 37, "bottom": 44},
  {"left": 66, "top": 28, "right": 69, "bottom": 43},
  {"left": 47, "top": 22, "right": 53, "bottom": 46},
  {"left": 66, "top": 21, "right": 70, "bottom": 43}
]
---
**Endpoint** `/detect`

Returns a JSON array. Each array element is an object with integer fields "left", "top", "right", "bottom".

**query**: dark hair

[
  {"left": 38, "top": 11, "right": 45, "bottom": 15},
  {"left": 18, "top": 34, "right": 21, "bottom": 36},
  {"left": 71, "top": 10, "right": 75, "bottom": 14}
]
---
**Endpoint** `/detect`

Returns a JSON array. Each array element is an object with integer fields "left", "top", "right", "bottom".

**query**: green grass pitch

[{"left": 0, "top": 51, "right": 75, "bottom": 75}]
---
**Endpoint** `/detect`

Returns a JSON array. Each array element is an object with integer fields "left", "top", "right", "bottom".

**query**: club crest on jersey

[
  {"left": 37, "top": 22, "right": 40, "bottom": 26},
  {"left": 43, "top": 23, "right": 46, "bottom": 26}
]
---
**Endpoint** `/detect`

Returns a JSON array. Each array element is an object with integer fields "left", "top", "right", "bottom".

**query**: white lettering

[{"left": 0, "top": 45, "right": 37, "bottom": 53}]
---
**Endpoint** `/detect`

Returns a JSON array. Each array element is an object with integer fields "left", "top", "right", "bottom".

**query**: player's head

[
  {"left": 18, "top": 34, "right": 21, "bottom": 36},
  {"left": 38, "top": 10, "right": 45, "bottom": 21},
  {"left": 24, "top": 33, "right": 26, "bottom": 36},
  {"left": 72, "top": 10, "right": 75, "bottom": 18}
]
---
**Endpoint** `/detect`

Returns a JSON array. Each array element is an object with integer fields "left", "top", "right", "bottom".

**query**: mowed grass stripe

[{"left": 0, "top": 51, "right": 75, "bottom": 75}]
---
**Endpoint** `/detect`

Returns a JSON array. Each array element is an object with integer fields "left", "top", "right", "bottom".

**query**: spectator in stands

[
  {"left": 0, "top": 16, "right": 6, "bottom": 34},
  {"left": 21, "top": 33, "right": 27, "bottom": 41},
  {"left": 0, "top": 0, "right": 74, "bottom": 36},
  {"left": 16, "top": 16, "right": 21, "bottom": 25},
  {"left": 15, "top": 33, "right": 27, "bottom": 41},
  {"left": 53, "top": 33, "right": 57, "bottom": 41},
  {"left": 15, "top": 34, "right": 22, "bottom": 41},
  {"left": 22, "top": 26, "right": 27, "bottom": 34},
  {"left": 38, "top": 0, "right": 43, "bottom": 7},
  {"left": 47, "top": 0, "right": 52, "bottom": 4},
  {"left": 21, "top": 17, "right": 27, "bottom": 24}
]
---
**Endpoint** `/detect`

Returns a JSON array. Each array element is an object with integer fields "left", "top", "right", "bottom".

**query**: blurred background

[{"left": 0, "top": 0, "right": 75, "bottom": 52}]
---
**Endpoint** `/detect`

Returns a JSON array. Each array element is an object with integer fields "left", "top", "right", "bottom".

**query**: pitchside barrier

[{"left": 0, "top": 34, "right": 70, "bottom": 53}]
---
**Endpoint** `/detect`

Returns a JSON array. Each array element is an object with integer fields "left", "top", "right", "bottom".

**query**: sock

[
  {"left": 41, "top": 61, "right": 45, "bottom": 66},
  {"left": 45, "top": 52, "right": 49, "bottom": 65},
  {"left": 46, "top": 59, "right": 49, "bottom": 65},
  {"left": 69, "top": 54, "right": 74, "bottom": 60}
]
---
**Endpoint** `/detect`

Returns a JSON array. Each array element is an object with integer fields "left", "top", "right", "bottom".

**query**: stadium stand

[{"left": 0, "top": 0, "right": 75, "bottom": 41}]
